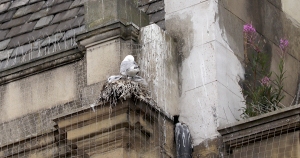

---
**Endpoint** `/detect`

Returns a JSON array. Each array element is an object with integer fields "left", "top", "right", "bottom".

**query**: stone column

[
  {"left": 138, "top": 24, "right": 180, "bottom": 116},
  {"left": 165, "top": 0, "right": 245, "bottom": 156}
]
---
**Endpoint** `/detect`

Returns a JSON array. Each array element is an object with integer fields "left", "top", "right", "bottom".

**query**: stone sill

[
  {"left": 218, "top": 104, "right": 300, "bottom": 133},
  {"left": 217, "top": 104, "right": 300, "bottom": 148},
  {"left": 51, "top": 99, "right": 175, "bottom": 157},
  {"left": 52, "top": 98, "right": 173, "bottom": 123}
]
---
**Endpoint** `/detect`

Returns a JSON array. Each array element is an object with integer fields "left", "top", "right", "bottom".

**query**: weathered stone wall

[
  {"left": 282, "top": 0, "right": 300, "bottom": 25},
  {"left": 0, "top": 60, "right": 85, "bottom": 147},
  {"left": 0, "top": 64, "right": 77, "bottom": 122},
  {"left": 165, "top": 0, "right": 245, "bottom": 147},
  {"left": 86, "top": 39, "right": 128, "bottom": 85},
  {"left": 2, "top": 0, "right": 300, "bottom": 157},
  {"left": 138, "top": 24, "right": 179, "bottom": 116},
  {"left": 163, "top": 0, "right": 300, "bottom": 152},
  {"left": 0, "top": 38, "right": 137, "bottom": 148}
]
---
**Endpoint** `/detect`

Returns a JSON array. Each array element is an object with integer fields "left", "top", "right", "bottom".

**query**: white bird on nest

[
  {"left": 132, "top": 75, "right": 148, "bottom": 86},
  {"left": 120, "top": 55, "right": 140, "bottom": 78}
]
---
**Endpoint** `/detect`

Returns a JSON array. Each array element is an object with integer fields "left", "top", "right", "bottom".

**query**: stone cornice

[
  {"left": 0, "top": 49, "right": 83, "bottom": 85},
  {"left": 218, "top": 105, "right": 300, "bottom": 149},
  {"left": 0, "top": 130, "right": 57, "bottom": 157},
  {"left": 77, "top": 22, "right": 140, "bottom": 48},
  {"left": 52, "top": 99, "right": 174, "bottom": 157},
  {"left": 52, "top": 99, "right": 173, "bottom": 125}
]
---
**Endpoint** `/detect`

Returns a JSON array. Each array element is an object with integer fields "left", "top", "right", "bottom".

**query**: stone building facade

[{"left": 0, "top": 0, "right": 300, "bottom": 157}]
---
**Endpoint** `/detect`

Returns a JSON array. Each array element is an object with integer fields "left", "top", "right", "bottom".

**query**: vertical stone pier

[{"left": 138, "top": 24, "right": 180, "bottom": 116}]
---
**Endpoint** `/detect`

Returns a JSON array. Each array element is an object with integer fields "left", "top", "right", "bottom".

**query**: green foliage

[
  {"left": 241, "top": 25, "right": 286, "bottom": 119},
  {"left": 274, "top": 59, "right": 286, "bottom": 103}
]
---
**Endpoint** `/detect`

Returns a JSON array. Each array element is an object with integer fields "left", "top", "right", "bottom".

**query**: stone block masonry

[
  {"left": 165, "top": 0, "right": 245, "bottom": 147},
  {"left": 52, "top": 100, "right": 175, "bottom": 157},
  {"left": 138, "top": 24, "right": 179, "bottom": 116}
]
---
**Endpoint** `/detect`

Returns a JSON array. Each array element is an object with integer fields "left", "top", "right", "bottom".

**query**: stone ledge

[
  {"left": 218, "top": 104, "right": 300, "bottom": 133},
  {"left": 0, "top": 131, "right": 56, "bottom": 157},
  {"left": 218, "top": 104, "right": 300, "bottom": 149},
  {"left": 53, "top": 99, "right": 175, "bottom": 157},
  {"left": 77, "top": 22, "right": 140, "bottom": 48}
]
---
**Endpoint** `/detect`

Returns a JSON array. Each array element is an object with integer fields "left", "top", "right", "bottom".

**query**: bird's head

[
  {"left": 107, "top": 76, "right": 113, "bottom": 82},
  {"left": 108, "top": 75, "right": 122, "bottom": 83},
  {"left": 123, "top": 55, "right": 134, "bottom": 62}
]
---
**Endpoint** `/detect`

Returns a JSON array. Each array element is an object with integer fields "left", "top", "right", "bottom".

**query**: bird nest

[{"left": 96, "top": 78, "right": 156, "bottom": 107}]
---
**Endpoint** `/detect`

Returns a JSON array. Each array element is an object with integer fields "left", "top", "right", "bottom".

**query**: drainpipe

[{"left": 175, "top": 122, "right": 193, "bottom": 158}]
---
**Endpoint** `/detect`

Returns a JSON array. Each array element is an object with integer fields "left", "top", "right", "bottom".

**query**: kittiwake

[
  {"left": 132, "top": 75, "right": 148, "bottom": 86},
  {"left": 120, "top": 55, "right": 140, "bottom": 78}
]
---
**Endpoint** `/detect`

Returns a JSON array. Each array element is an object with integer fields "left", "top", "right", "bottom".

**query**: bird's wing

[
  {"left": 120, "top": 61, "right": 137, "bottom": 75},
  {"left": 108, "top": 75, "right": 123, "bottom": 83},
  {"left": 132, "top": 76, "right": 147, "bottom": 86}
]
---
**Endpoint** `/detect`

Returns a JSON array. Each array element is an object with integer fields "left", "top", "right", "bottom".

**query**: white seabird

[
  {"left": 120, "top": 55, "right": 140, "bottom": 78},
  {"left": 132, "top": 75, "right": 148, "bottom": 86}
]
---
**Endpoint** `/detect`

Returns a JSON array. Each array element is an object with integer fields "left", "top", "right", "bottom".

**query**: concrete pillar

[
  {"left": 138, "top": 24, "right": 179, "bottom": 116},
  {"left": 165, "top": 0, "right": 245, "bottom": 152}
]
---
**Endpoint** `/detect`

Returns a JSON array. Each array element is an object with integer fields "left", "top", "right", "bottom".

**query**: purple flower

[
  {"left": 243, "top": 23, "right": 256, "bottom": 34},
  {"left": 243, "top": 23, "right": 256, "bottom": 42},
  {"left": 260, "top": 76, "right": 270, "bottom": 86},
  {"left": 279, "top": 38, "right": 289, "bottom": 51}
]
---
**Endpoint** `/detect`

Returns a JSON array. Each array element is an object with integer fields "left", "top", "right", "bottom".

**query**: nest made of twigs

[{"left": 96, "top": 78, "right": 156, "bottom": 107}]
